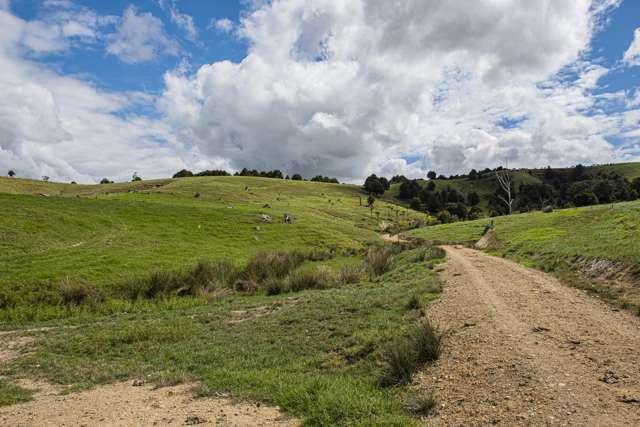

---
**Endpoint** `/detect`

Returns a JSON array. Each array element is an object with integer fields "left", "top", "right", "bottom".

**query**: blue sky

[
  {"left": 11, "top": 0, "right": 247, "bottom": 93},
  {"left": 1, "top": 0, "right": 639, "bottom": 183}
]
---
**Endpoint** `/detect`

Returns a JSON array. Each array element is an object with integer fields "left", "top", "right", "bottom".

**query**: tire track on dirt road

[{"left": 421, "top": 245, "right": 640, "bottom": 426}]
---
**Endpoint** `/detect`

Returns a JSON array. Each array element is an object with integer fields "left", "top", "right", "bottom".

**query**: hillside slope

[
  {"left": 408, "top": 200, "right": 640, "bottom": 311},
  {"left": 0, "top": 176, "right": 426, "bottom": 287}
]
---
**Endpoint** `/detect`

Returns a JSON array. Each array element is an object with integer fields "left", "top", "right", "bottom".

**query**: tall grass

[
  {"left": 364, "top": 246, "right": 395, "bottom": 276},
  {"left": 379, "top": 319, "right": 443, "bottom": 387},
  {"left": 242, "top": 250, "right": 305, "bottom": 283}
]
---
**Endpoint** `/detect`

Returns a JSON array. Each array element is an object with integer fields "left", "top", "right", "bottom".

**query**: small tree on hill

[
  {"left": 291, "top": 173, "right": 303, "bottom": 180},
  {"left": 132, "top": 172, "right": 142, "bottom": 182},
  {"left": 7, "top": 170, "right": 15, "bottom": 177},
  {"left": 100, "top": 178, "right": 111, "bottom": 184},
  {"left": 42, "top": 176, "right": 49, "bottom": 182},
  {"left": 427, "top": 171, "right": 437, "bottom": 180}
]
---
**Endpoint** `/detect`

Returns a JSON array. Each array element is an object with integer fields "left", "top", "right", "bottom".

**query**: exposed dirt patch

[
  {"left": 420, "top": 245, "right": 640, "bottom": 426},
  {"left": 0, "top": 380, "right": 299, "bottom": 426},
  {"left": 0, "top": 334, "right": 34, "bottom": 364},
  {"left": 573, "top": 256, "right": 640, "bottom": 307},
  {"left": 474, "top": 229, "right": 500, "bottom": 250},
  {"left": 228, "top": 304, "right": 283, "bottom": 324},
  {"left": 381, "top": 233, "right": 408, "bottom": 243}
]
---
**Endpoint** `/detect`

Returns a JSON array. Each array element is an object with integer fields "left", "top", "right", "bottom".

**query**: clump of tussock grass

[
  {"left": 184, "top": 260, "right": 239, "bottom": 295},
  {"left": 144, "top": 270, "right": 184, "bottom": 299},
  {"left": 286, "top": 266, "right": 335, "bottom": 292},
  {"left": 337, "top": 264, "right": 363, "bottom": 285},
  {"left": 59, "top": 279, "right": 105, "bottom": 307},
  {"left": 379, "top": 319, "right": 442, "bottom": 387},
  {"left": 409, "top": 247, "right": 446, "bottom": 263},
  {"left": 305, "top": 248, "right": 335, "bottom": 262},
  {"left": 403, "top": 393, "right": 437, "bottom": 416},
  {"left": 405, "top": 294, "right": 421, "bottom": 310},
  {"left": 364, "top": 246, "right": 395, "bottom": 277},
  {"left": 414, "top": 318, "right": 442, "bottom": 364},
  {"left": 241, "top": 250, "right": 305, "bottom": 283}
]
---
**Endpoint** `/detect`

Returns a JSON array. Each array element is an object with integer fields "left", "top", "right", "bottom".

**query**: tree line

[
  {"left": 362, "top": 165, "right": 640, "bottom": 223},
  {"left": 173, "top": 168, "right": 339, "bottom": 183}
]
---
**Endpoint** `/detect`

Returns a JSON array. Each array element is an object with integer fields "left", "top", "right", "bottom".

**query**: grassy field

[
  {"left": 0, "top": 176, "right": 429, "bottom": 316},
  {"left": 408, "top": 200, "right": 640, "bottom": 311},
  {"left": 2, "top": 244, "right": 445, "bottom": 425},
  {"left": 1, "top": 176, "right": 444, "bottom": 425}
]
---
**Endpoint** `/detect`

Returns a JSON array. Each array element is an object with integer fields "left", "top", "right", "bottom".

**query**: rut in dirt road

[{"left": 420, "top": 246, "right": 640, "bottom": 426}]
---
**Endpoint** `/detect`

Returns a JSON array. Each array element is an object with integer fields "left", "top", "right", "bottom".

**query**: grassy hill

[
  {"left": 407, "top": 200, "right": 640, "bottom": 312},
  {"left": 0, "top": 176, "right": 429, "bottom": 287},
  {"left": 0, "top": 175, "right": 442, "bottom": 425}
]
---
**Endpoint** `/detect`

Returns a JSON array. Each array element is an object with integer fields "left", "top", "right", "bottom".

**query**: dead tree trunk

[{"left": 495, "top": 170, "right": 514, "bottom": 215}]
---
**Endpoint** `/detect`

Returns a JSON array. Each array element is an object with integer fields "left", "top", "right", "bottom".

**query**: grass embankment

[
  {"left": 2, "top": 243, "right": 445, "bottom": 425},
  {"left": 408, "top": 200, "right": 640, "bottom": 312}
]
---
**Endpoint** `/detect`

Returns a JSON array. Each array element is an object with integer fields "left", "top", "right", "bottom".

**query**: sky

[{"left": 0, "top": 0, "right": 639, "bottom": 184}]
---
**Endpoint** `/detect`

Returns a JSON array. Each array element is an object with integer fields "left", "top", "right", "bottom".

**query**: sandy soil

[
  {"left": 420, "top": 245, "right": 640, "bottom": 426},
  {"left": 0, "top": 380, "right": 299, "bottom": 426}
]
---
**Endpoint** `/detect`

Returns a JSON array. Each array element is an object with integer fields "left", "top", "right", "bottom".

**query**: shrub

[
  {"left": 364, "top": 246, "right": 395, "bottom": 276},
  {"left": 286, "top": 267, "right": 335, "bottom": 292}
]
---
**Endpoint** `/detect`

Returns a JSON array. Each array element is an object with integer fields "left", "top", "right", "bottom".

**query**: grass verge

[{"left": 1, "top": 244, "right": 444, "bottom": 425}]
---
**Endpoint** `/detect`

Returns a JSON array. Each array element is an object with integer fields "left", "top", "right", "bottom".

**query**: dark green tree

[
  {"left": 173, "top": 169, "right": 194, "bottom": 178},
  {"left": 467, "top": 191, "right": 480, "bottom": 206},
  {"left": 363, "top": 174, "right": 385, "bottom": 195}
]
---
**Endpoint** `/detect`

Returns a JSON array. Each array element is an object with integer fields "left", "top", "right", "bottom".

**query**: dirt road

[{"left": 421, "top": 245, "right": 640, "bottom": 426}]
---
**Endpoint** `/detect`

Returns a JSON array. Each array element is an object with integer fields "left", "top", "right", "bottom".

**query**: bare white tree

[{"left": 495, "top": 169, "right": 514, "bottom": 215}]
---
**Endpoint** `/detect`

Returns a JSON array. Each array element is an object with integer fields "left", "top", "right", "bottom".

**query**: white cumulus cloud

[
  {"left": 107, "top": 5, "right": 179, "bottom": 64},
  {"left": 0, "top": 8, "right": 186, "bottom": 183},
  {"left": 158, "top": 0, "right": 634, "bottom": 181},
  {"left": 212, "top": 18, "right": 234, "bottom": 33}
]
